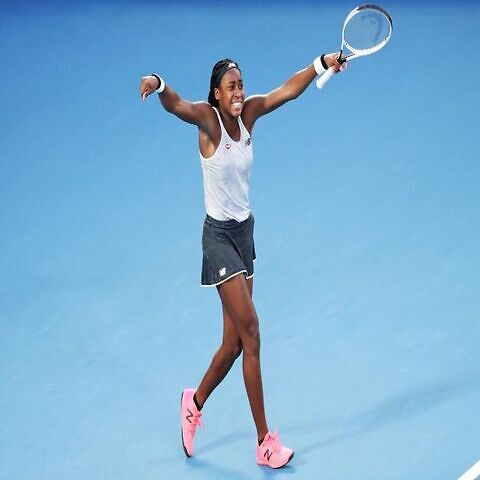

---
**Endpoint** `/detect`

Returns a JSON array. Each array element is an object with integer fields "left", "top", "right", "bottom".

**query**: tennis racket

[{"left": 316, "top": 4, "right": 393, "bottom": 89}]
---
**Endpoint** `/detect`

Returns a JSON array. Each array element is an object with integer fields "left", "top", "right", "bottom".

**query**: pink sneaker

[
  {"left": 256, "top": 430, "right": 294, "bottom": 469},
  {"left": 180, "top": 388, "right": 203, "bottom": 457}
]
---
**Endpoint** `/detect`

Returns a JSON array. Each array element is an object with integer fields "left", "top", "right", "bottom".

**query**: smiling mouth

[{"left": 232, "top": 101, "right": 243, "bottom": 108}]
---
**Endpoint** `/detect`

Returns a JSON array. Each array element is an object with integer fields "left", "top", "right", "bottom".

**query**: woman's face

[{"left": 215, "top": 68, "right": 244, "bottom": 117}]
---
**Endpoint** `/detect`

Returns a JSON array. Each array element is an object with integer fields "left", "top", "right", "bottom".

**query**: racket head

[{"left": 341, "top": 4, "right": 393, "bottom": 56}]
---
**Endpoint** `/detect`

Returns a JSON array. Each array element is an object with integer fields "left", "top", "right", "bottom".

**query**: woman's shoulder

[
  {"left": 194, "top": 100, "right": 216, "bottom": 115},
  {"left": 198, "top": 103, "right": 223, "bottom": 154},
  {"left": 196, "top": 102, "right": 221, "bottom": 132},
  {"left": 241, "top": 96, "right": 261, "bottom": 134}
]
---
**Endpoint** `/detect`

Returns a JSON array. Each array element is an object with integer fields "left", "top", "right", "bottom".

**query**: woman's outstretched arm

[
  {"left": 242, "top": 52, "right": 346, "bottom": 129},
  {"left": 140, "top": 75, "right": 212, "bottom": 128}
]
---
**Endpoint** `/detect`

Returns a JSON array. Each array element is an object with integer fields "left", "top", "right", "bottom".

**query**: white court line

[{"left": 458, "top": 460, "right": 480, "bottom": 480}]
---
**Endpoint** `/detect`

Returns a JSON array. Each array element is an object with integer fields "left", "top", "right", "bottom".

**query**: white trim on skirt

[{"left": 200, "top": 269, "right": 254, "bottom": 288}]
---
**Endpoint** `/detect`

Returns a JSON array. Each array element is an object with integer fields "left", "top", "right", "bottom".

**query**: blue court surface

[{"left": 1, "top": 1, "right": 479, "bottom": 479}]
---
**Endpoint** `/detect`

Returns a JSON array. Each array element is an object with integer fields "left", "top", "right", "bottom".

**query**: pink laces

[{"left": 266, "top": 430, "right": 281, "bottom": 452}]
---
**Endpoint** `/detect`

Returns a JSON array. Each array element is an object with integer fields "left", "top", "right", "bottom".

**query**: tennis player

[{"left": 140, "top": 53, "right": 345, "bottom": 469}]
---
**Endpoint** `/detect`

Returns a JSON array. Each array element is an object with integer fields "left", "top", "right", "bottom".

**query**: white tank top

[{"left": 200, "top": 106, "right": 253, "bottom": 222}]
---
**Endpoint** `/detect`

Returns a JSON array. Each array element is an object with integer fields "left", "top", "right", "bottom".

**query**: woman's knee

[
  {"left": 222, "top": 341, "right": 243, "bottom": 361},
  {"left": 242, "top": 320, "right": 260, "bottom": 356}
]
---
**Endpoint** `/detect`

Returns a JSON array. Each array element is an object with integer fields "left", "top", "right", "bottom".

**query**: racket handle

[{"left": 316, "top": 67, "right": 335, "bottom": 89}]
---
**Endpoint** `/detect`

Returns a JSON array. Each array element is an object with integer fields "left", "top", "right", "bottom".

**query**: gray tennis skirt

[{"left": 201, "top": 213, "right": 256, "bottom": 287}]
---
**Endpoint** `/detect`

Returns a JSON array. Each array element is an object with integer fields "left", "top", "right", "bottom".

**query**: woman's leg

[
  {"left": 181, "top": 282, "right": 247, "bottom": 457},
  {"left": 195, "top": 277, "right": 253, "bottom": 408},
  {"left": 195, "top": 303, "right": 243, "bottom": 408},
  {"left": 216, "top": 274, "right": 268, "bottom": 442}
]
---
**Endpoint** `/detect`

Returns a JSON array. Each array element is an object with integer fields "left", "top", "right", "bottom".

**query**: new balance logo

[
  {"left": 264, "top": 449, "right": 273, "bottom": 461},
  {"left": 219, "top": 267, "right": 226, "bottom": 277},
  {"left": 186, "top": 408, "right": 193, "bottom": 424}
]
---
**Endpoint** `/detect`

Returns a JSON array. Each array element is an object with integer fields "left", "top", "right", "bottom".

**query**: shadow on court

[{"left": 187, "top": 456, "right": 297, "bottom": 479}]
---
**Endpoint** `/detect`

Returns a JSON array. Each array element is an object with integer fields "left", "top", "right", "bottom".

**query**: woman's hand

[
  {"left": 140, "top": 75, "right": 161, "bottom": 101},
  {"left": 323, "top": 52, "right": 348, "bottom": 72}
]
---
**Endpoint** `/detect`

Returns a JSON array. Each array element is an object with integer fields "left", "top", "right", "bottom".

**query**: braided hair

[{"left": 208, "top": 58, "right": 241, "bottom": 107}]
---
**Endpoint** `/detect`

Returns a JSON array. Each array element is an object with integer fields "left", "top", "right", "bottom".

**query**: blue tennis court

[{"left": 1, "top": 1, "right": 479, "bottom": 479}]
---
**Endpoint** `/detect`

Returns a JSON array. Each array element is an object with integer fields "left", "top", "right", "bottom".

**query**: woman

[{"left": 140, "top": 53, "right": 345, "bottom": 469}]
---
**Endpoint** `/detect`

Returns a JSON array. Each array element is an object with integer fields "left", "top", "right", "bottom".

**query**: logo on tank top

[
  {"left": 245, "top": 137, "right": 251, "bottom": 146},
  {"left": 219, "top": 267, "right": 227, "bottom": 277},
  {"left": 225, "top": 143, "right": 231, "bottom": 150}
]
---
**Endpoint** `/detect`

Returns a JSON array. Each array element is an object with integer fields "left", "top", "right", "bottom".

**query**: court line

[{"left": 458, "top": 460, "right": 480, "bottom": 480}]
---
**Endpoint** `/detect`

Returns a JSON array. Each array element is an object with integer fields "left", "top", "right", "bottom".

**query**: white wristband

[
  {"left": 313, "top": 56, "right": 327, "bottom": 76},
  {"left": 152, "top": 73, "right": 166, "bottom": 94}
]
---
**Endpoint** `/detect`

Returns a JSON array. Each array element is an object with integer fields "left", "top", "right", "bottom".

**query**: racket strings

[{"left": 343, "top": 10, "right": 391, "bottom": 54}]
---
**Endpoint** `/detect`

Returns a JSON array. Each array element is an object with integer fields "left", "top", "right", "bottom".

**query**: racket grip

[{"left": 316, "top": 67, "right": 335, "bottom": 89}]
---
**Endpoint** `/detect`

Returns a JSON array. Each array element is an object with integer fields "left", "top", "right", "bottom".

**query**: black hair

[{"left": 208, "top": 58, "right": 241, "bottom": 107}]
